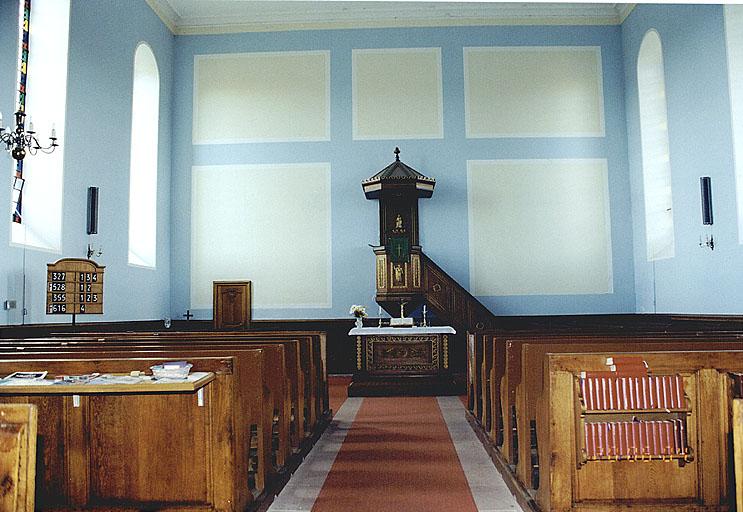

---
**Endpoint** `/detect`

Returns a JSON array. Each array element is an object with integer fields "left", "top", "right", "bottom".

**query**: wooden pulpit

[{"left": 362, "top": 147, "right": 434, "bottom": 315}]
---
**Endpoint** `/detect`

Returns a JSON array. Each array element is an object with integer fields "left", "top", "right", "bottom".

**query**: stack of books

[
  {"left": 584, "top": 419, "right": 687, "bottom": 459},
  {"left": 580, "top": 374, "right": 685, "bottom": 411},
  {"left": 580, "top": 356, "right": 685, "bottom": 411},
  {"left": 580, "top": 356, "right": 689, "bottom": 461}
]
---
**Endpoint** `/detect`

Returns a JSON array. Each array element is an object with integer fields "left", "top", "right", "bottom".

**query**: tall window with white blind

[
  {"left": 127, "top": 43, "right": 159, "bottom": 268},
  {"left": 9, "top": 0, "right": 70, "bottom": 251},
  {"left": 637, "top": 30, "right": 675, "bottom": 261},
  {"left": 725, "top": 5, "right": 743, "bottom": 242}
]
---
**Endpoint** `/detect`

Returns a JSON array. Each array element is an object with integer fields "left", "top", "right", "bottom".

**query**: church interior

[{"left": 2, "top": 0, "right": 743, "bottom": 511}]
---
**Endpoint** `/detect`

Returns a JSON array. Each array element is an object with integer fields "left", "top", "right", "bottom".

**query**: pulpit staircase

[
  {"left": 420, "top": 252, "right": 497, "bottom": 334},
  {"left": 419, "top": 251, "right": 500, "bottom": 432},
  {"left": 419, "top": 252, "right": 498, "bottom": 391}
]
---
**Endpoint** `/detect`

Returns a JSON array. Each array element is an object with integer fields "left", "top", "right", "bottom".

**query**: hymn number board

[{"left": 46, "top": 258, "right": 105, "bottom": 315}]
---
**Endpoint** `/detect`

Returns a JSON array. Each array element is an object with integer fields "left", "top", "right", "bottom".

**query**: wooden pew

[
  {"left": 0, "top": 404, "right": 37, "bottom": 512},
  {"left": 491, "top": 332, "right": 743, "bottom": 464},
  {"left": 47, "top": 330, "right": 329, "bottom": 437},
  {"left": 0, "top": 356, "right": 248, "bottom": 512},
  {"left": 0, "top": 341, "right": 286, "bottom": 493},
  {"left": 1, "top": 333, "right": 319, "bottom": 450},
  {"left": 470, "top": 322, "right": 743, "bottom": 454},
  {"left": 513, "top": 337, "right": 743, "bottom": 490},
  {"left": 733, "top": 398, "right": 743, "bottom": 512},
  {"left": 537, "top": 350, "right": 743, "bottom": 512}
]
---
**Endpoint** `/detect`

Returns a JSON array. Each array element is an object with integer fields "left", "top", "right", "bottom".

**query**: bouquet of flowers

[{"left": 349, "top": 304, "right": 367, "bottom": 318}]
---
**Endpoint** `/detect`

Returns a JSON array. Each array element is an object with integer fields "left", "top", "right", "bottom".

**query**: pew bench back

[{"left": 537, "top": 350, "right": 743, "bottom": 512}]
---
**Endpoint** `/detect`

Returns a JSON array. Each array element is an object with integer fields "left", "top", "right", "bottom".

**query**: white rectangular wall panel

[
  {"left": 467, "top": 159, "right": 612, "bottom": 296},
  {"left": 193, "top": 51, "right": 330, "bottom": 143},
  {"left": 464, "top": 46, "right": 605, "bottom": 138},
  {"left": 191, "top": 163, "right": 332, "bottom": 309},
  {"left": 353, "top": 48, "right": 443, "bottom": 140}
]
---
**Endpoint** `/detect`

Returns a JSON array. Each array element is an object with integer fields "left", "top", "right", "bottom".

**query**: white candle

[{"left": 378, "top": 305, "right": 382, "bottom": 317}]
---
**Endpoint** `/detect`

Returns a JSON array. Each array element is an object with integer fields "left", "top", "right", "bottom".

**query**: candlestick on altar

[
  {"left": 378, "top": 305, "right": 383, "bottom": 327},
  {"left": 422, "top": 304, "right": 428, "bottom": 327}
]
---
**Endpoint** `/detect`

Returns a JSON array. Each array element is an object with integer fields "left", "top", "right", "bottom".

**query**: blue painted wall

[
  {"left": 622, "top": 4, "right": 742, "bottom": 313},
  {"left": 171, "top": 24, "right": 636, "bottom": 319},
  {"left": 0, "top": 0, "right": 174, "bottom": 324},
  {"left": 6, "top": 3, "right": 741, "bottom": 323}
]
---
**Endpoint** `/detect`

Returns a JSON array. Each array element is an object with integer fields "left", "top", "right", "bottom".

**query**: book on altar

[{"left": 389, "top": 317, "right": 414, "bottom": 327}]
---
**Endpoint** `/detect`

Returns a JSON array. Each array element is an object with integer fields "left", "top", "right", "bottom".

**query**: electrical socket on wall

[{"left": 3, "top": 300, "right": 17, "bottom": 310}]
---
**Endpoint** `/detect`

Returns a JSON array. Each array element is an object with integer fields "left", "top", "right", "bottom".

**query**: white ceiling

[{"left": 145, "top": 1, "right": 635, "bottom": 34}]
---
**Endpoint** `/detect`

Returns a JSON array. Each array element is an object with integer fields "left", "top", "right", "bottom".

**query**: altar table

[{"left": 348, "top": 326, "right": 457, "bottom": 396}]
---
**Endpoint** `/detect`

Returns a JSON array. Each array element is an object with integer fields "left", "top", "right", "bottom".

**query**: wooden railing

[{"left": 421, "top": 252, "right": 497, "bottom": 333}]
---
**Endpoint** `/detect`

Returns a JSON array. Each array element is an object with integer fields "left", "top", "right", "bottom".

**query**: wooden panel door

[{"left": 213, "top": 281, "right": 252, "bottom": 330}]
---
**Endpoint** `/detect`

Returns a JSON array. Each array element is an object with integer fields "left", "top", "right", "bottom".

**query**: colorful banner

[{"left": 11, "top": 0, "right": 30, "bottom": 224}]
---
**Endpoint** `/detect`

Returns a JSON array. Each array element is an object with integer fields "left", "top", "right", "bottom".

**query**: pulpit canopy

[{"left": 362, "top": 147, "right": 436, "bottom": 199}]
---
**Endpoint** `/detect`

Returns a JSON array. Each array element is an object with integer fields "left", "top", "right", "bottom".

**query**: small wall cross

[{"left": 183, "top": 310, "right": 194, "bottom": 320}]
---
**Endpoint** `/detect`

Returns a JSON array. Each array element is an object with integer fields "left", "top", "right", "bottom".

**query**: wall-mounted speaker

[
  {"left": 700, "top": 176, "right": 713, "bottom": 226},
  {"left": 86, "top": 186, "right": 99, "bottom": 234}
]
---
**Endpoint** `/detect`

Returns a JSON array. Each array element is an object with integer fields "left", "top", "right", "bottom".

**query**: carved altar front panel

[
  {"left": 366, "top": 335, "right": 440, "bottom": 374},
  {"left": 349, "top": 326, "right": 457, "bottom": 396}
]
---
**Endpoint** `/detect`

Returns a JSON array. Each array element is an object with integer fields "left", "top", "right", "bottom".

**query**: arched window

[
  {"left": 9, "top": 0, "right": 70, "bottom": 251},
  {"left": 725, "top": 5, "right": 743, "bottom": 242},
  {"left": 127, "top": 43, "right": 159, "bottom": 268},
  {"left": 637, "top": 30, "right": 674, "bottom": 261}
]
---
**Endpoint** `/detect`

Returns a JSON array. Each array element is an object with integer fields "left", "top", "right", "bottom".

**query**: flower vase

[{"left": 355, "top": 316, "right": 364, "bottom": 329}]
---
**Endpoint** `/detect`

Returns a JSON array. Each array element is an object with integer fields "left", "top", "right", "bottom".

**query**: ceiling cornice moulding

[
  {"left": 145, "top": 0, "right": 178, "bottom": 33},
  {"left": 146, "top": 1, "right": 632, "bottom": 35}
]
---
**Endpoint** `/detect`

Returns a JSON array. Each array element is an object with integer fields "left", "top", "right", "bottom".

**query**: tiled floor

[
  {"left": 268, "top": 396, "right": 522, "bottom": 512},
  {"left": 268, "top": 397, "right": 363, "bottom": 512},
  {"left": 437, "top": 397, "right": 520, "bottom": 512}
]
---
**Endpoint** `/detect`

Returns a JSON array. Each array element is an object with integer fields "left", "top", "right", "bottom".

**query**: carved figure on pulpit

[
  {"left": 395, "top": 214, "right": 403, "bottom": 230},
  {"left": 393, "top": 264, "right": 404, "bottom": 285}
]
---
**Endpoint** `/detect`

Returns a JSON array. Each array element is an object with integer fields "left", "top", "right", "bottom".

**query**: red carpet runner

[{"left": 311, "top": 396, "right": 479, "bottom": 512}]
